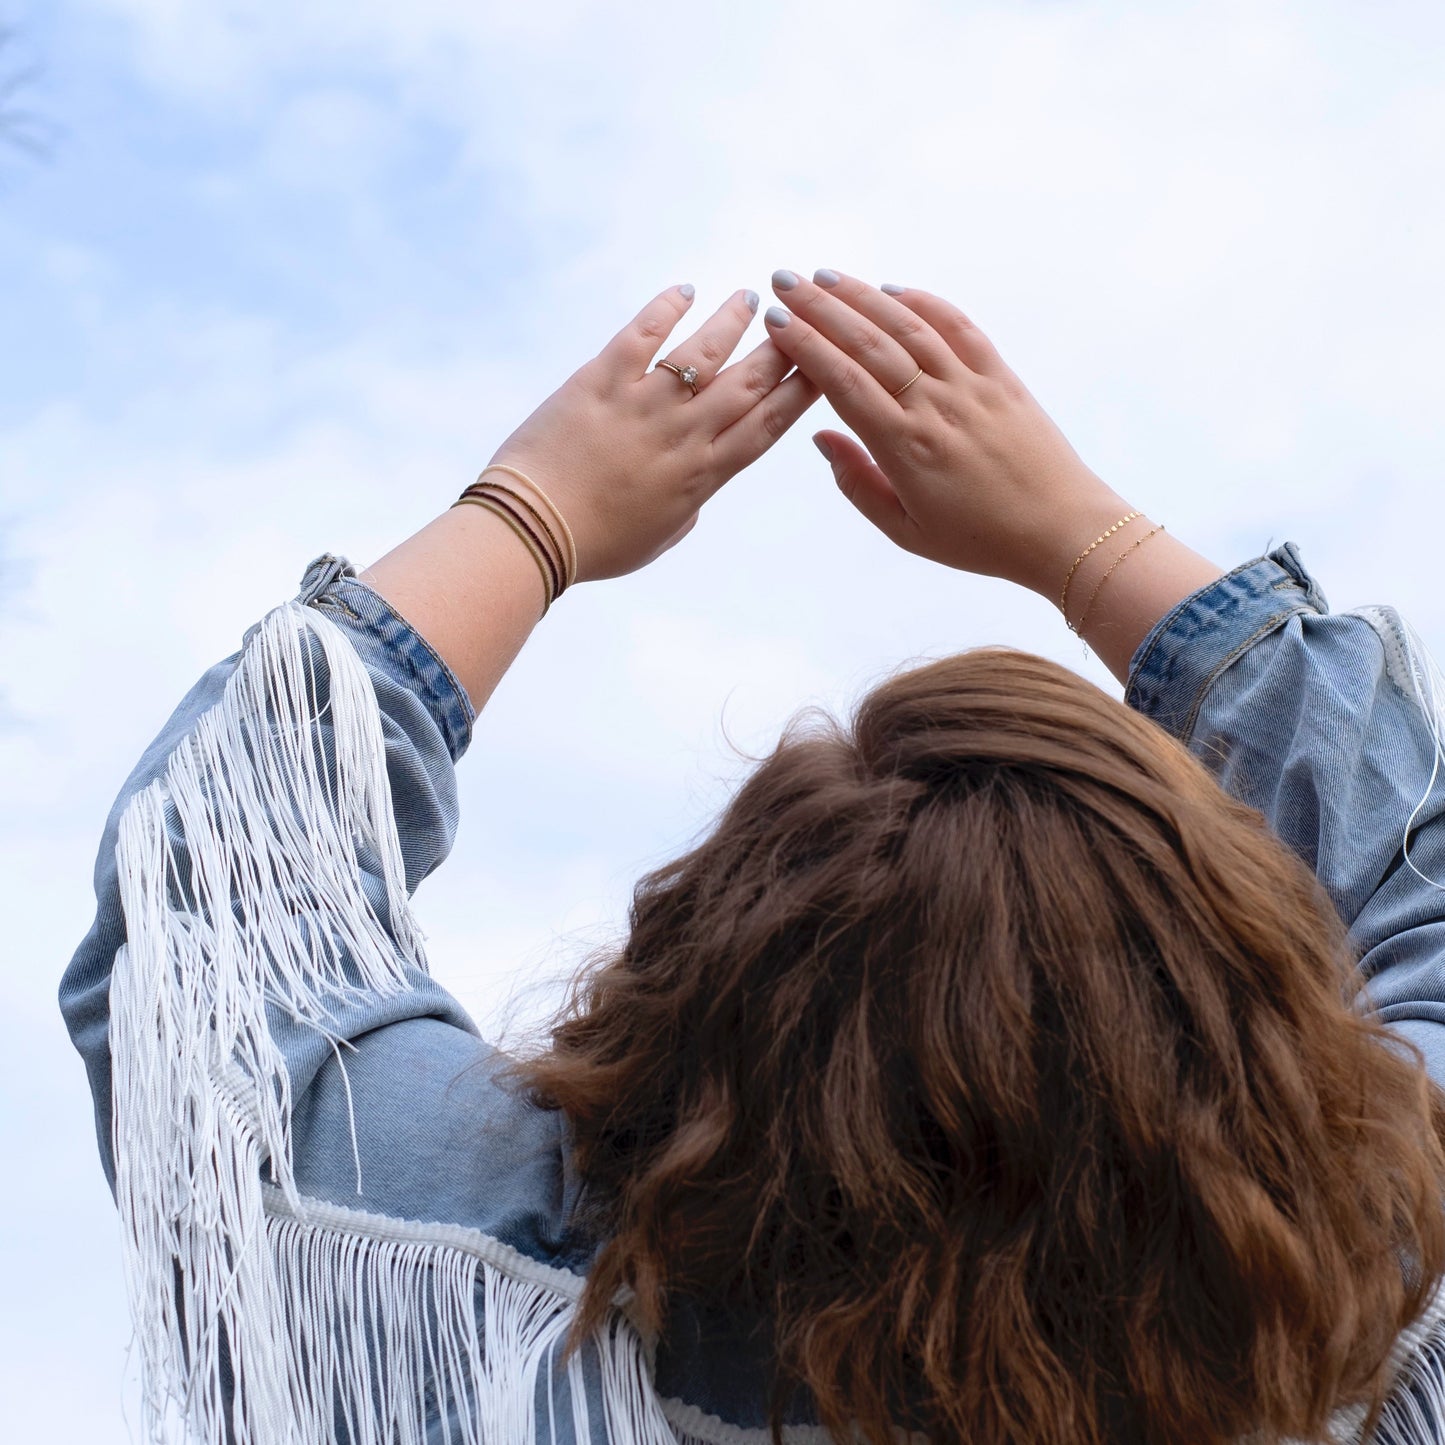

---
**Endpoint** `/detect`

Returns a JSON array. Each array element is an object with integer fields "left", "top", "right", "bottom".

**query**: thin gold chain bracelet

[
  {"left": 1070, "top": 524, "right": 1167, "bottom": 638},
  {"left": 1059, "top": 511, "right": 1142, "bottom": 619}
]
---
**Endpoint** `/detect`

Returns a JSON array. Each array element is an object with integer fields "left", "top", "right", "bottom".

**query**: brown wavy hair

[{"left": 513, "top": 647, "right": 1445, "bottom": 1445}]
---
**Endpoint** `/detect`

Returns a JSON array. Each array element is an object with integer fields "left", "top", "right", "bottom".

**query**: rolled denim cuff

[
  {"left": 293, "top": 553, "right": 475, "bottom": 763},
  {"left": 1124, "top": 541, "right": 1329, "bottom": 745}
]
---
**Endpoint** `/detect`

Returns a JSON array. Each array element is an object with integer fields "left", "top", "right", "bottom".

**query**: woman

[{"left": 63, "top": 271, "right": 1445, "bottom": 1445}]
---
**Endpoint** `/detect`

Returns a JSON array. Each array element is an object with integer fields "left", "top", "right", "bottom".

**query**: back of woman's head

[{"left": 517, "top": 647, "right": 1445, "bottom": 1445}]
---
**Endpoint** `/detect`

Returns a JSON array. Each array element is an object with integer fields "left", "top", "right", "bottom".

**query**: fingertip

[
  {"left": 812, "top": 434, "right": 835, "bottom": 464},
  {"left": 880, "top": 282, "right": 906, "bottom": 296},
  {"left": 764, "top": 306, "right": 791, "bottom": 329}
]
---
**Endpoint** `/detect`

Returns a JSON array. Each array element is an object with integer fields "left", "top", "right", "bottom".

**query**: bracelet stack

[
  {"left": 1060, "top": 511, "right": 1166, "bottom": 637},
  {"left": 451, "top": 465, "right": 579, "bottom": 614}
]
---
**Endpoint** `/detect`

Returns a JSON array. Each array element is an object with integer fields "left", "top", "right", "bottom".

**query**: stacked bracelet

[
  {"left": 1068, "top": 524, "right": 1167, "bottom": 638},
  {"left": 1059, "top": 511, "right": 1141, "bottom": 618},
  {"left": 451, "top": 464, "right": 579, "bottom": 613}
]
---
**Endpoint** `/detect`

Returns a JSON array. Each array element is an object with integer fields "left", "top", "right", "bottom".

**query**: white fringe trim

[
  {"left": 656, "top": 1394, "right": 922, "bottom": 1445},
  {"left": 1321, "top": 1275, "right": 1445, "bottom": 1445},
  {"left": 105, "top": 600, "right": 676, "bottom": 1444},
  {"left": 258, "top": 1193, "right": 676, "bottom": 1445}
]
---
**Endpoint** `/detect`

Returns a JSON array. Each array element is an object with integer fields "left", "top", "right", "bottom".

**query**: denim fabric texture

[
  {"left": 1128, "top": 541, "right": 1445, "bottom": 1086},
  {"left": 61, "top": 543, "right": 1445, "bottom": 1439}
]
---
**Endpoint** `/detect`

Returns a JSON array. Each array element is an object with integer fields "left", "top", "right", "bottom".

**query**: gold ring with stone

[{"left": 656, "top": 360, "right": 700, "bottom": 396}]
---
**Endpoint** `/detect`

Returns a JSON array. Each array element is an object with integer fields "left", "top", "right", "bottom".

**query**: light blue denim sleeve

[
  {"left": 60, "top": 554, "right": 481, "bottom": 1189},
  {"left": 64, "top": 553, "right": 608, "bottom": 1267},
  {"left": 1126, "top": 541, "right": 1445, "bottom": 1083}
]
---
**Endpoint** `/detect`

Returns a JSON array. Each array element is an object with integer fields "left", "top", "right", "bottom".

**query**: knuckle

[
  {"left": 759, "top": 403, "right": 790, "bottom": 443},
  {"left": 940, "top": 320, "right": 973, "bottom": 353},
  {"left": 897, "top": 423, "right": 942, "bottom": 470},
  {"left": 851, "top": 326, "right": 883, "bottom": 360},
  {"left": 693, "top": 332, "right": 730, "bottom": 366},
  {"left": 978, "top": 374, "right": 1020, "bottom": 409},
  {"left": 828, "top": 362, "right": 860, "bottom": 400},
  {"left": 742, "top": 362, "right": 778, "bottom": 400},
  {"left": 893, "top": 310, "right": 927, "bottom": 342},
  {"left": 934, "top": 393, "right": 971, "bottom": 431},
  {"left": 635, "top": 312, "right": 671, "bottom": 344}
]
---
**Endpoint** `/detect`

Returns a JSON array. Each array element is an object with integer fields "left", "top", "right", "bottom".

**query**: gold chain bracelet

[
  {"left": 1059, "top": 511, "right": 1142, "bottom": 618},
  {"left": 1070, "top": 524, "right": 1167, "bottom": 638}
]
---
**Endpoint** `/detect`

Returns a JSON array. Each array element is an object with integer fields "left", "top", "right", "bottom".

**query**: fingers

[
  {"left": 768, "top": 269, "right": 926, "bottom": 398},
  {"left": 808, "top": 270, "right": 962, "bottom": 379},
  {"left": 594, "top": 284, "right": 697, "bottom": 379},
  {"left": 697, "top": 335, "right": 795, "bottom": 428},
  {"left": 876, "top": 284, "right": 1009, "bottom": 377},
  {"left": 813, "top": 430, "right": 919, "bottom": 551},
  {"left": 711, "top": 369, "right": 821, "bottom": 473},
  {"left": 759, "top": 297, "right": 896, "bottom": 435},
  {"left": 653, "top": 289, "right": 761, "bottom": 393}
]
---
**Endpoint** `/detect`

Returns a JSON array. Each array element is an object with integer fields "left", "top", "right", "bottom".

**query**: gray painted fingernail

[
  {"left": 881, "top": 282, "right": 906, "bottom": 295},
  {"left": 743, "top": 289, "right": 759, "bottom": 313},
  {"left": 764, "top": 306, "right": 791, "bottom": 328},
  {"left": 814, "top": 268, "right": 841, "bottom": 288},
  {"left": 678, "top": 283, "right": 695, "bottom": 299},
  {"left": 772, "top": 269, "right": 799, "bottom": 290},
  {"left": 813, "top": 436, "right": 835, "bottom": 463}
]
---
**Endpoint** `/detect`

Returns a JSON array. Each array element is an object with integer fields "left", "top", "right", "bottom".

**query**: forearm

[{"left": 359, "top": 503, "right": 550, "bottom": 714}]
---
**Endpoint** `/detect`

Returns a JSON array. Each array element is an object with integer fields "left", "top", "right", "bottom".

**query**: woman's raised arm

[
  {"left": 363, "top": 284, "right": 817, "bottom": 708},
  {"left": 61, "top": 283, "right": 819, "bottom": 1443},
  {"left": 757, "top": 267, "right": 1224, "bottom": 683},
  {"left": 763, "top": 268, "right": 1445, "bottom": 1084}
]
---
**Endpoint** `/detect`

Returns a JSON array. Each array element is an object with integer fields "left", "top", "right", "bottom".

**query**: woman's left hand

[{"left": 488, "top": 284, "right": 820, "bottom": 583}]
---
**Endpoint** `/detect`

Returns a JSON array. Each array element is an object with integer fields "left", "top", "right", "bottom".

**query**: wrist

[
  {"left": 1017, "top": 484, "right": 1144, "bottom": 606},
  {"left": 1067, "top": 527, "right": 1224, "bottom": 686},
  {"left": 359, "top": 504, "right": 550, "bottom": 712},
  {"left": 1053, "top": 507, "right": 1155, "bottom": 628}
]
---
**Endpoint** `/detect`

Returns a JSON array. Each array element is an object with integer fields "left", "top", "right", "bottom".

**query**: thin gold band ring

[{"left": 890, "top": 367, "right": 924, "bottom": 399}]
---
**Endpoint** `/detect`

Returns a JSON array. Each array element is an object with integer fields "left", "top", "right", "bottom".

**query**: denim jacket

[{"left": 60, "top": 544, "right": 1445, "bottom": 1444}]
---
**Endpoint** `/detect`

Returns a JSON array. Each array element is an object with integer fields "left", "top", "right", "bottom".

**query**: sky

[{"left": 3, "top": 0, "right": 1445, "bottom": 1438}]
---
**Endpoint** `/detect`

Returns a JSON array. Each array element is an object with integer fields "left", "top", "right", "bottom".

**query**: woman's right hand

[{"left": 760, "top": 269, "right": 1139, "bottom": 602}]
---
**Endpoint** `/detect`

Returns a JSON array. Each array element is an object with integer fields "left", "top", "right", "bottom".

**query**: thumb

[{"left": 813, "top": 431, "right": 913, "bottom": 546}]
